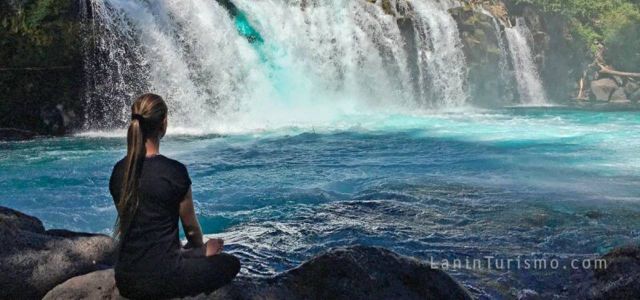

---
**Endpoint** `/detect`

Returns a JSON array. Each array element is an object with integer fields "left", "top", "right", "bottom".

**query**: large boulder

[
  {"left": 0, "top": 206, "right": 115, "bottom": 299},
  {"left": 590, "top": 78, "right": 620, "bottom": 101},
  {"left": 45, "top": 246, "right": 472, "bottom": 300}
]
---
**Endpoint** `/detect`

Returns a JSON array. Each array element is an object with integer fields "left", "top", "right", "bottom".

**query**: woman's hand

[{"left": 206, "top": 238, "right": 224, "bottom": 256}]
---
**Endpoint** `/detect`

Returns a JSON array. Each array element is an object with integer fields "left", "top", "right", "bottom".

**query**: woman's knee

[
  {"left": 222, "top": 253, "right": 241, "bottom": 278},
  {"left": 207, "top": 253, "right": 240, "bottom": 279}
]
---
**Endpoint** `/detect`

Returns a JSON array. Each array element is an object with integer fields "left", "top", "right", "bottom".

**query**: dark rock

[
  {"left": 581, "top": 245, "right": 640, "bottom": 300},
  {"left": 45, "top": 229, "right": 104, "bottom": 238},
  {"left": 590, "top": 78, "right": 619, "bottom": 101},
  {"left": 0, "top": 206, "right": 115, "bottom": 299},
  {"left": 450, "top": 6, "right": 509, "bottom": 107},
  {"left": 397, "top": 17, "right": 420, "bottom": 100},
  {"left": 45, "top": 246, "right": 472, "bottom": 300},
  {"left": 0, "top": 127, "right": 38, "bottom": 141},
  {"left": 0, "top": 0, "right": 85, "bottom": 136},
  {"left": 0, "top": 206, "right": 45, "bottom": 233}
]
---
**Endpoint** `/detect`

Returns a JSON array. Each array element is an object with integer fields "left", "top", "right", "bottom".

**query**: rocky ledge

[
  {"left": 0, "top": 206, "right": 115, "bottom": 299},
  {"left": 2, "top": 206, "right": 639, "bottom": 299},
  {"left": 44, "top": 245, "right": 473, "bottom": 300}
]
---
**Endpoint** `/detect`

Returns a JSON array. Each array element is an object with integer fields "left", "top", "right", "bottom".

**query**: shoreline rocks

[
  {"left": 3, "top": 205, "right": 639, "bottom": 300},
  {"left": 0, "top": 206, "right": 115, "bottom": 299},
  {"left": 2, "top": 205, "right": 472, "bottom": 300},
  {"left": 45, "top": 245, "right": 474, "bottom": 300}
]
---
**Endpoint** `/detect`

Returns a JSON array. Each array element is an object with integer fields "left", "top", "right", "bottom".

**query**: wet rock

[
  {"left": 590, "top": 78, "right": 619, "bottom": 101},
  {"left": 582, "top": 245, "right": 640, "bottom": 300},
  {"left": 0, "top": 206, "right": 115, "bottom": 299},
  {"left": 0, "top": 127, "right": 37, "bottom": 141},
  {"left": 45, "top": 246, "right": 473, "bottom": 300},
  {"left": 451, "top": 6, "right": 507, "bottom": 107}
]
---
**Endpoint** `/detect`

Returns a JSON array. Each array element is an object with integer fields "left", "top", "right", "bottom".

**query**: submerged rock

[
  {"left": 45, "top": 246, "right": 473, "bottom": 300},
  {"left": 0, "top": 206, "right": 115, "bottom": 299}
]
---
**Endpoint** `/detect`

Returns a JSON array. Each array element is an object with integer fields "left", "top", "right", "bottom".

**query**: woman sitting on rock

[{"left": 109, "top": 93, "right": 240, "bottom": 298}]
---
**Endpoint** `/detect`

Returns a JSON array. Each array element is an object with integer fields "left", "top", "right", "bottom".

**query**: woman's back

[
  {"left": 110, "top": 93, "right": 239, "bottom": 298},
  {"left": 109, "top": 154, "right": 191, "bottom": 274}
]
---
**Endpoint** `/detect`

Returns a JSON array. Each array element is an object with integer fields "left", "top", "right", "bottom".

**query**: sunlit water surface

[{"left": 1, "top": 108, "right": 639, "bottom": 298}]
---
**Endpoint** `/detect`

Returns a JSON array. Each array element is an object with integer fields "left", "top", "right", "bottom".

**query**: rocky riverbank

[
  {"left": 1, "top": 206, "right": 473, "bottom": 299},
  {"left": 2, "top": 205, "right": 639, "bottom": 299}
]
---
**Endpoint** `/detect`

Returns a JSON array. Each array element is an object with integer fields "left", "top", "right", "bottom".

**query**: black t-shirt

[{"left": 109, "top": 155, "right": 191, "bottom": 274}]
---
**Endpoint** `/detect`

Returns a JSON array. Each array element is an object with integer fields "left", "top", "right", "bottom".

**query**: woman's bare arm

[{"left": 179, "top": 188, "right": 204, "bottom": 248}]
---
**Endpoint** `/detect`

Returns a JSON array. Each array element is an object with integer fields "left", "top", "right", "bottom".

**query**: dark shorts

[{"left": 115, "top": 253, "right": 241, "bottom": 299}]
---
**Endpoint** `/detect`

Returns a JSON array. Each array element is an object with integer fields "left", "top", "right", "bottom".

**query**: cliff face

[
  {"left": 512, "top": 4, "right": 590, "bottom": 102},
  {"left": 449, "top": 1, "right": 590, "bottom": 103},
  {"left": 0, "top": 0, "right": 86, "bottom": 136}
]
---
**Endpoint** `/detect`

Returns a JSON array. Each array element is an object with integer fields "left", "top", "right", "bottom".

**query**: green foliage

[
  {"left": 514, "top": 0, "right": 622, "bottom": 20},
  {"left": 0, "top": 0, "right": 83, "bottom": 133},
  {"left": 0, "top": 0, "right": 80, "bottom": 66},
  {"left": 600, "top": 3, "right": 640, "bottom": 69},
  {"left": 513, "top": 0, "right": 640, "bottom": 70},
  {"left": 571, "top": 21, "right": 601, "bottom": 54}
]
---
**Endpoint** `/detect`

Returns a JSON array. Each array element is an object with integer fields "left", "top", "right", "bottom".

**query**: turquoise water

[{"left": 1, "top": 108, "right": 639, "bottom": 297}]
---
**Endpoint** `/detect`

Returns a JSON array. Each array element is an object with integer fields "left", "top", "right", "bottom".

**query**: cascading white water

[
  {"left": 505, "top": 18, "right": 547, "bottom": 105},
  {"left": 83, "top": 0, "right": 473, "bottom": 132},
  {"left": 84, "top": 0, "right": 271, "bottom": 132},
  {"left": 479, "top": 7, "right": 515, "bottom": 104},
  {"left": 411, "top": 0, "right": 468, "bottom": 107}
]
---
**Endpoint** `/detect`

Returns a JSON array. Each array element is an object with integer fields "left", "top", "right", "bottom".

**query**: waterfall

[
  {"left": 479, "top": 7, "right": 514, "bottom": 104},
  {"left": 504, "top": 18, "right": 547, "bottom": 105},
  {"left": 411, "top": 0, "right": 468, "bottom": 107},
  {"left": 82, "top": 0, "right": 472, "bottom": 132},
  {"left": 83, "top": 0, "right": 270, "bottom": 131}
]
